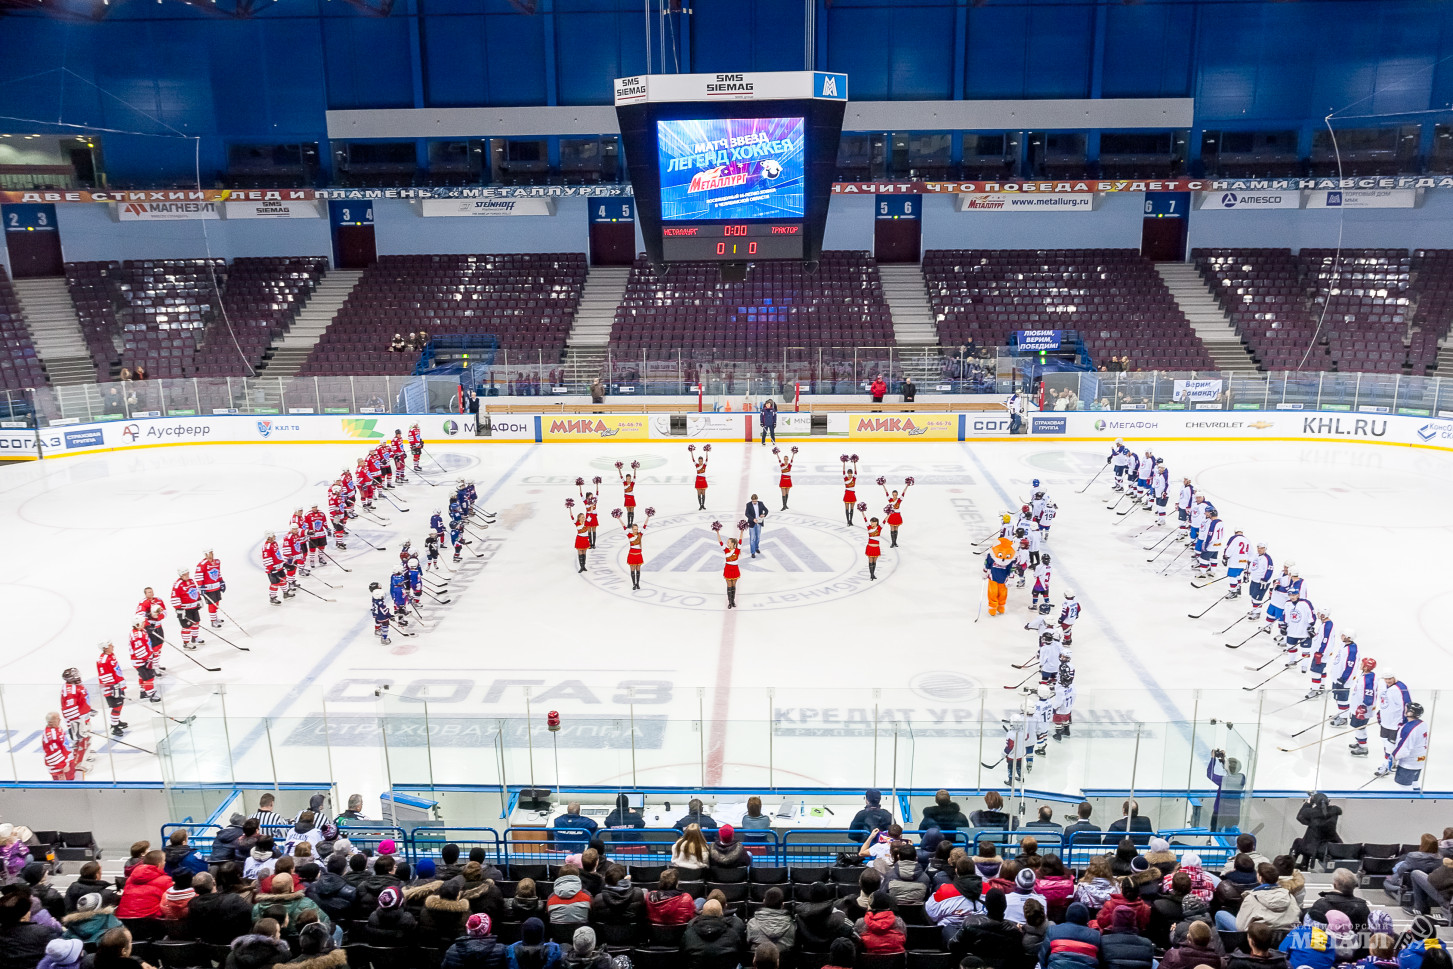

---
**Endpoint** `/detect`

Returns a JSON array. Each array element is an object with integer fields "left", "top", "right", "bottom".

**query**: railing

[{"left": 1041, "top": 369, "right": 1452, "bottom": 416}]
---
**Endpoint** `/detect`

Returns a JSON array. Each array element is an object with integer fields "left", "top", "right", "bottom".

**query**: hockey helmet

[
  {"left": 1032, "top": 479, "right": 1041, "bottom": 488},
  {"left": 393, "top": 565, "right": 405, "bottom": 576},
  {"left": 1040, "top": 632, "right": 1056, "bottom": 645},
  {"left": 1037, "top": 683, "right": 1053, "bottom": 700},
  {"left": 264, "top": 531, "right": 276, "bottom": 541},
  {"left": 372, "top": 588, "right": 385, "bottom": 600},
  {"left": 1058, "top": 664, "right": 1075, "bottom": 685},
  {"left": 1021, "top": 503, "right": 1031, "bottom": 513},
  {"left": 1288, "top": 568, "right": 1300, "bottom": 577},
  {"left": 1115, "top": 437, "right": 1124, "bottom": 446},
  {"left": 1361, "top": 656, "right": 1377, "bottom": 672},
  {"left": 63, "top": 668, "right": 81, "bottom": 683},
  {"left": 177, "top": 567, "right": 189, "bottom": 577},
  {"left": 1407, "top": 702, "right": 1425, "bottom": 719},
  {"left": 98, "top": 640, "right": 112, "bottom": 652},
  {"left": 1063, "top": 590, "right": 1076, "bottom": 599},
  {"left": 407, "top": 557, "right": 419, "bottom": 569},
  {"left": 1019, "top": 538, "right": 1030, "bottom": 548},
  {"left": 1284, "top": 559, "right": 1296, "bottom": 570},
  {"left": 1033, "top": 490, "right": 1045, "bottom": 498},
  {"left": 1342, "top": 627, "right": 1357, "bottom": 640},
  {"left": 1041, "top": 553, "right": 1051, "bottom": 565},
  {"left": 330, "top": 484, "right": 341, "bottom": 495},
  {"left": 1001, "top": 513, "right": 1012, "bottom": 524},
  {"left": 368, "top": 581, "right": 380, "bottom": 592}
]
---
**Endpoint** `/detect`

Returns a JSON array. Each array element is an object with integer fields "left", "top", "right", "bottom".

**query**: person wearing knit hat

[
  {"left": 857, "top": 891, "right": 908, "bottom": 954},
  {"left": 467, "top": 913, "right": 492, "bottom": 938},
  {"left": 362, "top": 884, "right": 418, "bottom": 947},
  {"left": 1004, "top": 867, "right": 1045, "bottom": 922},
  {"left": 1102, "top": 903, "right": 1155, "bottom": 969},
  {"left": 36, "top": 938, "right": 84, "bottom": 969},
  {"left": 509, "top": 916, "right": 563, "bottom": 969},
  {"left": 709, "top": 823, "right": 750, "bottom": 869},
  {"left": 377, "top": 886, "right": 402, "bottom": 909},
  {"left": 562, "top": 925, "right": 611, "bottom": 969},
  {"left": 378, "top": 839, "right": 397, "bottom": 857},
  {"left": 414, "top": 857, "right": 437, "bottom": 881},
  {"left": 444, "top": 912, "right": 509, "bottom": 969},
  {"left": 291, "top": 921, "right": 346, "bottom": 969}
]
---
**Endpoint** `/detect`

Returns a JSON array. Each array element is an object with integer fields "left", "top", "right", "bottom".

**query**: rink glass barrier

[
  {"left": 1, "top": 684, "right": 1445, "bottom": 805},
  {"left": 3, "top": 362, "right": 1452, "bottom": 424}
]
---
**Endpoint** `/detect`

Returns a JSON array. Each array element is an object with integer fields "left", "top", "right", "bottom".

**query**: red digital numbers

[
  {"left": 717, "top": 243, "right": 726, "bottom": 255},
  {"left": 749, "top": 242, "right": 758, "bottom": 254},
  {"left": 723, "top": 225, "right": 749, "bottom": 236}
]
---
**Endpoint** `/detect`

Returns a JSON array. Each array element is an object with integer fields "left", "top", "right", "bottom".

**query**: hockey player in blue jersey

[
  {"left": 370, "top": 584, "right": 392, "bottom": 644},
  {"left": 388, "top": 568, "right": 410, "bottom": 626},
  {"left": 430, "top": 510, "right": 445, "bottom": 544},
  {"left": 449, "top": 519, "right": 465, "bottom": 563},
  {"left": 406, "top": 555, "right": 423, "bottom": 605}
]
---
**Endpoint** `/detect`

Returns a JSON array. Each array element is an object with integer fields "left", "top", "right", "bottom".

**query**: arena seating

[
  {"left": 1193, "top": 247, "right": 1453, "bottom": 374},
  {"left": 0, "top": 266, "right": 46, "bottom": 392},
  {"left": 297, "top": 253, "right": 587, "bottom": 377},
  {"left": 924, "top": 249, "right": 1215, "bottom": 371},
  {"left": 64, "top": 257, "right": 327, "bottom": 380},
  {"left": 609, "top": 251, "right": 895, "bottom": 366}
]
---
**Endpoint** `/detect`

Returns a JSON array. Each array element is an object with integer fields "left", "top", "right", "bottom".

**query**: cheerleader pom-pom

[
  {"left": 905, "top": 476, "right": 915, "bottom": 486},
  {"left": 876, "top": 476, "right": 887, "bottom": 486},
  {"left": 772, "top": 447, "right": 780, "bottom": 455},
  {"left": 593, "top": 476, "right": 603, "bottom": 486},
  {"left": 565, "top": 498, "right": 575, "bottom": 509},
  {"left": 702, "top": 444, "right": 712, "bottom": 452},
  {"left": 791, "top": 445, "right": 799, "bottom": 453},
  {"left": 839, "top": 453, "right": 850, "bottom": 463},
  {"left": 856, "top": 501, "right": 867, "bottom": 513},
  {"left": 614, "top": 461, "right": 624, "bottom": 470},
  {"left": 736, "top": 519, "right": 748, "bottom": 531},
  {"left": 644, "top": 506, "right": 656, "bottom": 517},
  {"left": 610, "top": 508, "right": 623, "bottom": 519},
  {"left": 850, "top": 453, "right": 860, "bottom": 463},
  {"left": 710, "top": 521, "right": 723, "bottom": 532},
  {"left": 630, "top": 460, "right": 640, "bottom": 470},
  {"left": 575, "top": 476, "right": 585, "bottom": 487},
  {"left": 884, "top": 504, "right": 894, "bottom": 515},
  {"left": 687, "top": 444, "right": 696, "bottom": 453}
]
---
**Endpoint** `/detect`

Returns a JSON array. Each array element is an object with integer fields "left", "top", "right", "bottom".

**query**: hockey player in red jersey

[
  {"left": 170, "top": 568, "right": 205, "bottom": 649},
  {"left": 60, "top": 668, "right": 96, "bottom": 774},
  {"left": 43, "top": 712, "right": 74, "bottom": 780},
  {"left": 136, "top": 587, "right": 166, "bottom": 652},
  {"left": 282, "top": 526, "right": 307, "bottom": 595},
  {"left": 262, "top": 531, "right": 288, "bottom": 605},
  {"left": 96, "top": 641, "right": 127, "bottom": 736},
  {"left": 390, "top": 430, "right": 408, "bottom": 483},
  {"left": 356, "top": 463, "right": 377, "bottom": 514},
  {"left": 327, "top": 486, "right": 348, "bottom": 550},
  {"left": 339, "top": 470, "right": 357, "bottom": 517},
  {"left": 130, "top": 620, "right": 160, "bottom": 702},
  {"left": 408, "top": 423, "right": 424, "bottom": 472},
  {"left": 195, "top": 550, "right": 226, "bottom": 626},
  {"left": 304, "top": 504, "right": 328, "bottom": 571},
  {"left": 375, "top": 444, "right": 394, "bottom": 489}
]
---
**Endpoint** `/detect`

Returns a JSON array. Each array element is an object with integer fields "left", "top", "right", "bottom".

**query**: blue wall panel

[
  {"left": 322, "top": 15, "right": 414, "bottom": 109},
  {"left": 691, "top": 0, "right": 805, "bottom": 75},
  {"left": 1100, "top": 5, "right": 1194, "bottom": 99}
]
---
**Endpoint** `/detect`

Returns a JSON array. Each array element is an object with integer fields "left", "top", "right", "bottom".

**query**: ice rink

[{"left": 2, "top": 434, "right": 1451, "bottom": 802}]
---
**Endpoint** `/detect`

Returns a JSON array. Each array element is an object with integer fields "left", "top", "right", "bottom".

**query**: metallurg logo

[{"left": 583, "top": 512, "right": 895, "bottom": 611}]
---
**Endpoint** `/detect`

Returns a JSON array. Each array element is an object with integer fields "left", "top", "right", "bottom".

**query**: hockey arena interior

[{"left": 3, "top": 2, "right": 1453, "bottom": 968}]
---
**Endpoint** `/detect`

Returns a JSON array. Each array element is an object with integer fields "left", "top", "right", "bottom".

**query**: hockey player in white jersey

[
  {"left": 1032, "top": 684, "right": 1056, "bottom": 756},
  {"left": 1371, "top": 673, "right": 1412, "bottom": 768},
  {"left": 1030, "top": 553, "right": 1053, "bottom": 614},
  {"left": 1150, "top": 461, "right": 1170, "bottom": 521},
  {"left": 1052, "top": 658, "right": 1076, "bottom": 741},
  {"left": 1222, "top": 529, "right": 1253, "bottom": 598},
  {"left": 1057, "top": 591, "right": 1080, "bottom": 646},
  {"left": 1175, "top": 477, "right": 1195, "bottom": 539},
  {"left": 1036, "top": 631, "right": 1062, "bottom": 686},
  {"left": 1187, "top": 495, "right": 1208, "bottom": 550},
  {"left": 1003, "top": 714, "right": 1034, "bottom": 784},
  {"left": 1039, "top": 499, "right": 1057, "bottom": 541},
  {"left": 1382, "top": 702, "right": 1429, "bottom": 786},
  {"left": 1246, "top": 544, "right": 1275, "bottom": 618},
  {"left": 1193, "top": 505, "right": 1225, "bottom": 580},
  {"left": 1020, "top": 513, "right": 1043, "bottom": 566},
  {"left": 1306, "top": 608, "right": 1340, "bottom": 697},
  {"left": 1109, "top": 439, "right": 1131, "bottom": 491},
  {"left": 1125, "top": 451, "right": 1143, "bottom": 501},
  {"left": 1282, "top": 592, "right": 1318, "bottom": 669},
  {"left": 1136, "top": 451, "right": 1156, "bottom": 508},
  {"left": 1028, "top": 480, "right": 1050, "bottom": 520},
  {"left": 1013, "top": 535, "right": 1032, "bottom": 589}
]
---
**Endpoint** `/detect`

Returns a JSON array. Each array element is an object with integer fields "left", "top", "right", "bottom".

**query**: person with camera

[{"left": 1206, "top": 748, "right": 1246, "bottom": 831}]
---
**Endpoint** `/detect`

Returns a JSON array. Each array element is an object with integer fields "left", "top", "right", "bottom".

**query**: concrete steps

[
  {"left": 1156, "top": 263, "right": 1259, "bottom": 374},
  {"left": 256, "top": 269, "right": 364, "bottom": 378},
  {"left": 878, "top": 264, "right": 942, "bottom": 381},
  {"left": 11, "top": 277, "right": 97, "bottom": 385},
  {"left": 561, "top": 265, "right": 630, "bottom": 382}
]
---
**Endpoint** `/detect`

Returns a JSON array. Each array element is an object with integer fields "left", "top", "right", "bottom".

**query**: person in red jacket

[
  {"left": 870, "top": 375, "right": 888, "bottom": 404},
  {"left": 116, "top": 849, "right": 173, "bottom": 919},
  {"left": 644, "top": 869, "right": 696, "bottom": 925},
  {"left": 855, "top": 891, "right": 906, "bottom": 953}
]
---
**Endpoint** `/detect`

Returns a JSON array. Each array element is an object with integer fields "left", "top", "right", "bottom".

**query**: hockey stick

[
  {"left": 1271, "top": 690, "right": 1328, "bottom": 715},
  {"left": 163, "top": 639, "right": 221, "bottom": 673},
  {"left": 1216, "top": 613, "right": 1249, "bottom": 635},
  {"left": 420, "top": 445, "right": 451, "bottom": 474},
  {"left": 1356, "top": 771, "right": 1394, "bottom": 790},
  {"left": 213, "top": 603, "right": 249, "bottom": 636},
  {"left": 1244, "top": 664, "right": 1294, "bottom": 691},
  {"left": 90, "top": 731, "right": 155, "bottom": 756},
  {"left": 1145, "top": 535, "right": 1179, "bottom": 560},
  {"left": 1116, "top": 503, "right": 1141, "bottom": 519},
  {"left": 410, "top": 603, "right": 435, "bottom": 628},
  {"left": 981, "top": 755, "right": 1006, "bottom": 770},
  {"left": 379, "top": 490, "right": 410, "bottom": 513},
  {"left": 1245, "top": 652, "right": 1283, "bottom": 672},
  {"left": 306, "top": 572, "right": 340, "bottom": 590},
  {"left": 319, "top": 555, "right": 352, "bottom": 574},
  {"left": 136, "top": 706, "right": 197, "bottom": 727},
  {"left": 1158, "top": 546, "right": 1189, "bottom": 574},
  {"left": 973, "top": 579, "right": 987, "bottom": 623},
  {"left": 294, "top": 583, "right": 337, "bottom": 603},
  {"left": 360, "top": 510, "right": 392, "bottom": 526},
  {"left": 1106, "top": 493, "right": 1129, "bottom": 511},
  {"left": 1011, "top": 654, "right": 1040, "bottom": 670},
  {"left": 424, "top": 587, "right": 452, "bottom": 605},
  {"left": 1004, "top": 669, "right": 1039, "bottom": 691},
  {"left": 207, "top": 626, "right": 251, "bottom": 652},
  {"left": 1225, "top": 627, "right": 1266, "bottom": 650},
  {"left": 1134, "top": 521, "right": 1163, "bottom": 540},
  {"left": 347, "top": 531, "right": 387, "bottom": 552},
  {"left": 1188, "top": 594, "right": 1230, "bottom": 620},
  {"left": 1276, "top": 728, "right": 1355, "bottom": 753},
  {"left": 1190, "top": 574, "right": 1228, "bottom": 589},
  {"left": 1288, "top": 716, "right": 1328, "bottom": 739},
  {"left": 1076, "top": 465, "right": 1107, "bottom": 494}
]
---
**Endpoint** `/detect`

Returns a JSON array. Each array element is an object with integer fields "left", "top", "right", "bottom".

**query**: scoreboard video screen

[{"left": 656, "top": 117, "right": 805, "bottom": 221}]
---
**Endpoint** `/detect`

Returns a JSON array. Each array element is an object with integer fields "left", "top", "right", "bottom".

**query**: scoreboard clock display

[{"left": 661, "top": 222, "right": 804, "bottom": 261}]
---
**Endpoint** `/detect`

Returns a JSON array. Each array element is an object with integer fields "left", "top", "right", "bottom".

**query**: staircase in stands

[
  {"left": 1155, "top": 262, "right": 1260, "bottom": 372},
  {"left": 11, "top": 278, "right": 95, "bottom": 386},
  {"left": 257, "top": 269, "right": 365, "bottom": 378},
  {"left": 878, "top": 264, "right": 943, "bottom": 384},
  {"left": 561, "top": 265, "right": 631, "bottom": 384}
]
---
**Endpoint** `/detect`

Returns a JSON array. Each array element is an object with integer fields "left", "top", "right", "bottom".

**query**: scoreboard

[{"left": 614, "top": 72, "right": 847, "bottom": 269}]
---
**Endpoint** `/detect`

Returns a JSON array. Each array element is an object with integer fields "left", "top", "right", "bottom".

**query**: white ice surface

[{"left": 1, "top": 438, "right": 1449, "bottom": 800}]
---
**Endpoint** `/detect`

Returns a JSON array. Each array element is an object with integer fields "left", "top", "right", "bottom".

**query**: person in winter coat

[
  {"left": 836, "top": 869, "right": 882, "bottom": 924},
  {"left": 545, "top": 868, "right": 591, "bottom": 928},
  {"left": 363, "top": 887, "right": 417, "bottom": 947},
  {"left": 1170, "top": 896, "right": 1223, "bottom": 954},
  {"left": 1074, "top": 857, "right": 1117, "bottom": 913},
  {"left": 1100, "top": 904, "right": 1155, "bottom": 969},
  {"left": 869, "top": 375, "right": 888, "bottom": 404},
  {"left": 1225, "top": 921, "right": 1290, "bottom": 969},
  {"left": 1, "top": 825, "right": 34, "bottom": 887},
  {"left": 644, "top": 869, "right": 695, "bottom": 926},
  {"left": 444, "top": 913, "right": 509, "bottom": 969},
  {"left": 1110, "top": 841, "right": 1141, "bottom": 879},
  {"left": 849, "top": 790, "right": 895, "bottom": 838},
  {"left": 746, "top": 888, "right": 795, "bottom": 954},
  {"left": 926, "top": 858, "right": 985, "bottom": 939},
  {"left": 671, "top": 825, "right": 710, "bottom": 872},
  {"left": 884, "top": 843, "right": 932, "bottom": 906},
  {"left": 507, "top": 917, "right": 561, "bottom": 969},
  {"left": 1039, "top": 902, "right": 1102, "bottom": 969},
  {"left": 921, "top": 791, "right": 971, "bottom": 832},
  {"left": 1306, "top": 869, "right": 1370, "bottom": 930},
  {"left": 1149, "top": 872, "right": 1191, "bottom": 949},
  {"left": 0, "top": 886, "right": 61, "bottom": 969},
  {"left": 1410, "top": 844, "right": 1453, "bottom": 916},
  {"left": 949, "top": 889, "right": 1022, "bottom": 969},
  {"left": 973, "top": 842, "right": 1004, "bottom": 881},
  {"left": 794, "top": 882, "right": 855, "bottom": 953},
  {"left": 163, "top": 831, "right": 207, "bottom": 879},
  {"left": 244, "top": 839, "right": 280, "bottom": 882},
  {"left": 286, "top": 922, "right": 344, "bottom": 969},
  {"left": 1384, "top": 835, "right": 1441, "bottom": 899},
  {"left": 1020, "top": 899, "right": 1054, "bottom": 965},
  {"left": 1096, "top": 878, "right": 1152, "bottom": 933},
  {"left": 1160, "top": 918, "right": 1224, "bottom": 969},
  {"left": 187, "top": 874, "right": 254, "bottom": 946},
  {"left": 159, "top": 869, "right": 196, "bottom": 922},
  {"left": 1037, "top": 856, "right": 1076, "bottom": 921},
  {"left": 306, "top": 856, "right": 355, "bottom": 926},
  {"left": 116, "top": 851, "right": 173, "bottom": 920},
  {"left": 457, "top": 862, "right": 504, "bottom": 923},
  {"left": 353, "top": 857, "right": 403, "bottom": 920},
  {"left": 19, "top": 866, "right": 64, "bottom": 925},
  {"left": 1279, "top": 908, "right": 1355, "bottom": 969},
  {"left": 1146, "top": 838, "right": 1180, "bottom": 878},
  {"left": 1170, "top": 853, "right": 1220, "bottom": 903},
  {"left": 225, "top": 920, "right": 292, "bottom": 969},
  {"left": 251, "top": 874, "right": 328, "bottom": 931},
  {"left": 707, "top": 825, "right": 750, "bottom": 869},
  {"left": 210, "top": 816, "right": 251, "bottom": 865},
  {"left": 1290, "top": 794, "right": 1342, "bottom": 870},
  {"left": 683, "top": 899, "right": 748, "bottom": 969},
  {"left": 970, "top": 792, "right": 1011, "bottom": 830},
  {"left": 64, "top": 864, "right": 119, "bottom": 914},
  {"left": 856, "top": 892, "right": 907, "bottom": 956},
  {"left": 420, "top": 878, "right": 473, "bottom": 947},
  {"left": 60, "top": 894, "right": 121, "bottom": 945},
  {"left": 1005, "top": 869, "right": 1047, "bottom": 924},
  {"left": 1224, "top": 865, "right": 1299, "bottom": 933},
  {"left": 36, "top": 937, "right": 84, "bottom": 969},
  {"left": 559, "top": 926, "right": 610, "bottom": 969},
  {"left": 505, "top": 879, "right": 546, "bottom": 923},
  {"left": 587, "top": 867, "right": 643, "bottom": 945}
]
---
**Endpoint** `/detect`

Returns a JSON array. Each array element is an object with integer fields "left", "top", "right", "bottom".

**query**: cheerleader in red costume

[
  {"left": 567, "top": 499, "right": 591, "bottom": 572},
  {"left": 616, "top": 460, "right": 641, "bottom": 526},
  {"left": 576, "top": 476, "right": 602, "bottom": 548},
  {"left": 713, "top": 520, "right": 747, "bottom": 609},
  {"left": 774, "top": 446, "right": 798, "bottom": 510},
  {"left": 614, "top": 506, "right": 656, "bottom": 590},
  {"left": 879, "top": 476, "right": 914, "bottom": 548},
  {"left": 862, "top": 507, "right": 883, "bottom": 580},
  {"left": 688, "top": 444, "right": 711, "bottom": 509},
  {"left": 840, "top": 454, "right": 860, "bottom": 525}
]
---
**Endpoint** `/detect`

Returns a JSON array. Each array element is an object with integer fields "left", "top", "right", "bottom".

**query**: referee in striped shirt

[{"left": 250, "top": 792, "right": 286, "bottom": 835}]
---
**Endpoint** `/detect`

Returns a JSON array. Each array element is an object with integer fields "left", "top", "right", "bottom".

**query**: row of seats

[{"left": 0, "top": 266, "right": 46, "bottom": 392}]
